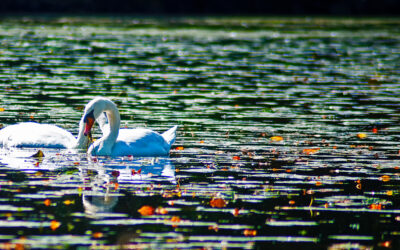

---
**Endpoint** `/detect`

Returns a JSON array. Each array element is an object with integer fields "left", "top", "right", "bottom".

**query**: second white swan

[{"left": 82, "top": 97, "right": 178, "bottom": 157}]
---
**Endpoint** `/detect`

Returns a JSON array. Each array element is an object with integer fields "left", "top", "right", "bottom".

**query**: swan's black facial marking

[
  {"left": 84, "top": 110, "right": 95, "bottom": 123},
  {"left": 84, "top": 110, "right": 95, "bottom": 136}
]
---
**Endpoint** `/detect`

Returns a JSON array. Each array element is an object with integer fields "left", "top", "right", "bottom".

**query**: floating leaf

[
  {"left": 138, "top": 205, "right": 155, "bottom": 216},
  {"left": 208, "top": 225, "right": 219, "bottom": 232},
  {"left": 63, "top": 200, "right": 75, "bottom": 205},
  {"left": 380, "top": 175, "right": 390, "bottom": 182},
  {"left": 378, "top": 241, "right": 392, "bottom": 248},
  {"left": 0, "top": 108, "right": 4, "bottom": 112},
  {"left": 369, "top": 204, "right": 382, "bottom": 210},
  {"left": 175, "top": 146, "right": 184, "bottom": 151},
  {"left": 155, "top": 207, "right": 168, "bottom": 215},
  {"left": 232, "top": 156, "right": 240, "bottom": 160},
  {"left": 50, "top": 220, "right": 61, "bottom": 231},
  {"left": 243, "top": 229, "right": 257, "bottom": 236},
  {"left": 357, "top": 133, "right": 367, "bottom": 139},
  {"left": 31, "top": 150, "right": 44, "bottom": 158},
  {"left": 210, "top": 198, "right": 227, "bottom": 208},
  {"left": 171, "top": 216, "right": 181, "bottom": 228},
  {"left": 302, "top": 148, "right": 320, "bottom": 155},
  {"left": 372, "top": 128, "right": 378, "bottom": 133},
  {"left": 43, "top": 199, "right": 51, "bottom": 207},
  {"left": 92, "top": 232, "right": 103, "bottom": 238},
  {"left": 232, "top": 208, "right": 240, "bottom": 216},
  {"left": 270, "top": 136, "right": 283, "bottom": 142}
]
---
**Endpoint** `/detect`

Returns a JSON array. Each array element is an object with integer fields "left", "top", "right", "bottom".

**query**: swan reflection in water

[
  {"left": 0, "top": 148, "right": 175, "bottom": 218},
  {"left": 82, "top": 157, "right": 175, "bottom": 218}
]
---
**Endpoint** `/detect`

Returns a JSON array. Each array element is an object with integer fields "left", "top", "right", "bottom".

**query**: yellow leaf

[
  {"left": 270, "top": 136, "right": 283, "bottom": 142},
  {"left": 0, "top": 108, "right": 4, "bottom": 112},
  {"left": 63, "top": 200, "right": 75, "bottom": 205},
  {"left": 357, "top": 133, "right": 367, "bottom": 139},
  {"left": 50, "top": 220, "right": 61, "bottom": 231},
  {"left": 302, "top": 148, "right": 320, "bottom": 155}
]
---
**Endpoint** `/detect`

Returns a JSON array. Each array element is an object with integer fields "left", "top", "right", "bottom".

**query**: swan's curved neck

[
  {"left": 74, "top": 117, "right": 89, "bottom": 149},
  {"left": 97, "top": 101, "right": 120, "bottom": 154}
]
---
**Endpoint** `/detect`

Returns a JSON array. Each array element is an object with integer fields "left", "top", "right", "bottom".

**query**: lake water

[{"left": 0, "top": 16, "right": 400, "bottom": 249}]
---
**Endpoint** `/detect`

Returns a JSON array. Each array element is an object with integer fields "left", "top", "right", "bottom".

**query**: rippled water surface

[{"left": 0, "top": 17, "right": 400, "bottom": 249}]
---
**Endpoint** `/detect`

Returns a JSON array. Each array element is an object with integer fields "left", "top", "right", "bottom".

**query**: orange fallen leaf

[
  {"left": 175, "top": 146, "right": 184, "bottom": 151},
  {"left": 43, "top": 199, "right": 51, "bottom": 206},
  {"left": 199, "top": 140, "right": 204, "bottom": 144},
  {"left": 155, "top": 207, "right": 168, "bottom": 215},
  {"left": 208, "top": 225, "right": 219, "bottom": 232},
  {"left": 138, "top": 205, "right": 155, "bottom": 216},
  {"left": 210, "top": 198, "right": 227, "bottom": 208},
  {"left": 369, "top": 203, "right": 382, "bottom": 210},
  {"left": 380, "top": 175, "right": 391, "bottom": 182},
  {"left": 302, "top": 148, "right": 320, "bottom": 155},
  {"left": 378, "top": 241, "right": 392, "bottom": 248},
  {"left": 270, "top": 136, "right": 283, "bottom": 142},
  {"left": 232, "top": 156, "right": 240, "bottom": 160},
  {"left": 50, "top": 220, "right": 61, "bottom": 231},
  {"left": 0, "top": 108, "right": 4, "bottom": 112},
  {"left": 232, "top": 208, "right": 240, "bottom": 217},
  {"left": 15, "top": 243, "right": 25, "bottom": 250},
  {"left": 92, "top": 232, "right": 103, "bottom": 238},
  {"left": 171, "top": 216, "right": 181, "bottom": 228},
  {"left": 372, "top": 128, "right": 378, "bottom": 133},
  {"left": 243, "top": 229, "right": 257, "bottom": 236}
]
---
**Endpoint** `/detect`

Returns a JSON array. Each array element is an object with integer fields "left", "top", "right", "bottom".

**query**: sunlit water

[{"left": 0, "top": 17, "right": 399, "bottom": 249}]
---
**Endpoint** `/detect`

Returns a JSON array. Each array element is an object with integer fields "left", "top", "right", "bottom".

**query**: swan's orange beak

[
  {"left": 84, "top": 117, "right": 94, "bottom": 136},
  {"left": 83, "top": 110, "right": 95, "bottom": 136}
]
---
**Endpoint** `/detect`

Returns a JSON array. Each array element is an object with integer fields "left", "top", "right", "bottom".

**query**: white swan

[
  {"left": 0, "top": 102, "right": 107, "bottom": 149},
  {"left": 82, "top": 97, "right": 178, "bottom": 157}
]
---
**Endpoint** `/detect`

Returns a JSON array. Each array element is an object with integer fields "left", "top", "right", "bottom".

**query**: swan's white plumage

[
  {"left": 0, "top": 101, "right": 110, "bottom": 149},
  {"left": 85, "top": 97, "right": 178, "bottom": 157},
  {"left": 0, "top": 122, "right": 76, "bottom": 148}
]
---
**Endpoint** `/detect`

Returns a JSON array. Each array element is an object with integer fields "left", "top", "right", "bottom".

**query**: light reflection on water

[{"left": 0, "top": 17, "right": 399, "bottom": 248}]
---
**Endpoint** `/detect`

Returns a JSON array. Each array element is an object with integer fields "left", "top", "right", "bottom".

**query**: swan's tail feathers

[{"left": 162, "top": 125, "right": 178, "bottom": 146}]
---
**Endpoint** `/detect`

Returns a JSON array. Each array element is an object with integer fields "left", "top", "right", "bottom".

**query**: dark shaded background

[{"left": 0, "top": 0, "right": 399, "bottom": 15}]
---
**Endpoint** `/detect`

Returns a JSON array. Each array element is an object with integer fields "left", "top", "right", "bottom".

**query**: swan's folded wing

[
  {"left": 111, "top": 128, "right": 170, "bottom": 157},
  {"left": 0, "top": 122, "right": 75, "bottom": 148}
]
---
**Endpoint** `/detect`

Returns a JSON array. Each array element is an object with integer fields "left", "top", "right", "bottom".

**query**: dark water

[{"left": 0, "top": 17, "right": 400, "bottom": 249}]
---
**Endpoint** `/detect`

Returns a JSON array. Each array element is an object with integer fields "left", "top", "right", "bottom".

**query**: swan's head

[{"left": 83, "top": 97, "right": 112, "bottom": 136}]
